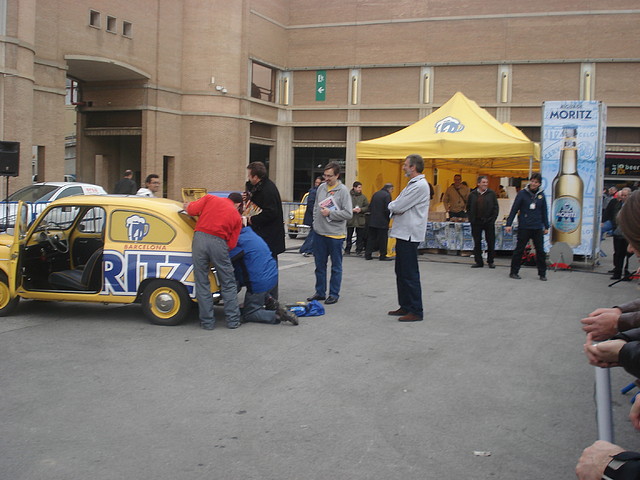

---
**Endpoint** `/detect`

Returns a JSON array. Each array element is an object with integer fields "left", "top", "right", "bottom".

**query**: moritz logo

[{"left": 435, "top": 116, "right": 465, "bottom": 134}]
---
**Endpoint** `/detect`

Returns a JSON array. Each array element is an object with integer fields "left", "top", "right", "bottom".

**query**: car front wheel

[
  {"left": 141, "top": 280, "right": 191, "bottom": 326},
  {"left": 0, "top": 272, "right": 19, "bottom": 316}
]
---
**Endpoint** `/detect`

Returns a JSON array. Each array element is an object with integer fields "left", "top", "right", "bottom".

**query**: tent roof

[{"left": 356, "top": 92, "right": 539, "bottom": 176}]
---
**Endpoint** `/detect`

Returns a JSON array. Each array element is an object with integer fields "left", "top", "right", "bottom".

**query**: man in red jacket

[{"left": 184, "top": 195, "right": 243, "bottom": 330}]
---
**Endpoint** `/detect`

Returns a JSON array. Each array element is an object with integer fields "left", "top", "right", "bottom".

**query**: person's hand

[
  {"left": 630, "top": 393, "right": 640, "bottom": 431},
  {"left": 576, "top": 440, "right": 625, "bottom": 480},
  {"left": 543, "top": 229, "right": 549, "bottom": 235},
  {"left": 581, "top": 308, "right": 622, "bottom": 341},
  {"left": 583, "top": 333, "right": 625, "bottom": 367},
  {"left": 505, "top": 226, "right": 512, "bottom": 234},
  {"left": 182, "top": 202, "right": 189, "bottom": 211},
  {"left": 353, "top": 206, "right": 361, "bottom": 213},
  {"left": 321, "top": 207, "right": 330, "bottom": 217}
]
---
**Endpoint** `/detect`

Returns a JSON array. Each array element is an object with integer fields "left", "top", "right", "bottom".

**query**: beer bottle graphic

[{"left": 551, "top": 126, "right": 583, "bottom": 247}]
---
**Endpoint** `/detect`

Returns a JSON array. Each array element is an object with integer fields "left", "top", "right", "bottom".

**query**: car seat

[{"left": 48, "top": 248, "right": 103, "bottom": 291}]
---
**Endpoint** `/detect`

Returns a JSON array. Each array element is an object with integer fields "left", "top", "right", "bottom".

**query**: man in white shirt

[
  {"left": 136, "top": 174, "right": 161, "bottom": 197},
  {"left": 387, "top": 154, "right": 430, "bottom": 322}
]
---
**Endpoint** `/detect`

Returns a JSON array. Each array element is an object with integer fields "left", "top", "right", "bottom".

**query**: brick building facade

[{"left": 2, "top": 1, "right": 639, "bottom": 199}]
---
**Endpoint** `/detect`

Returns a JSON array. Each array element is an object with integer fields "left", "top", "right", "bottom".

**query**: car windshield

[
  {"left": 7, "top": 185, "right": 59, "bottom": 202},
  {"left": 33, "top": 205, "right": 81, "bottom": 231}
]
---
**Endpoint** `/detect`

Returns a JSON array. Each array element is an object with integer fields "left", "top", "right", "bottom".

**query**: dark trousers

[
  {"left": 299, "top": 229, "right": 315, "bottom": 254},
  {"left": 471, "top": 221, "right": 496, "bottom": 266},
  {"left": 395, "top": 239, "right": 423, "bottom": 318},
  {"left": 613, "top": 236, "right": 633, "bottom": 276},
  {"left": 510, "top": 228, "right": 546, "bottom": 276},
  {"left": 345, "top": 227, "right": 365, "bottom": 253},
  {"left": 365, "top": 226, "right": 388, "bottom": 259}
]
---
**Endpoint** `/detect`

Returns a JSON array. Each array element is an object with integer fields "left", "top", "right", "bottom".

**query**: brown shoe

[
  {"left": 398, "top": 313, "right": 423, "bottom": 322},
  {"left": 388, "top": 308, "right": 408, "bottom": 316}
]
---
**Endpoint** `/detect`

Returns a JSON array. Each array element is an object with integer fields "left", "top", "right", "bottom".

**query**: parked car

[
  {"left": 287, "top": 192, "right": 309, "bottom": 239},
  {"left": 0, "top": 182, "right": 106, "bottom": 231},
  {"left": 0, "top": 195, "right": 221, "bottom": 326}
]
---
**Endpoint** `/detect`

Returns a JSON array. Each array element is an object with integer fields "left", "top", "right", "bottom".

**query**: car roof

[
  {"left": 48, "top": 194, "right": 184, "bottom": 213},
  {"left": 30, "top": 182, "right": 105, "bottom": 189}
]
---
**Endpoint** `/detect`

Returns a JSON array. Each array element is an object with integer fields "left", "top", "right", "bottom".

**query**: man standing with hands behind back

[
  {"left": 387, "top": 154, "right": 430, "bottom": 323},
  {"left": 467, "top": 175, "right": 499, "bottom": 269}
]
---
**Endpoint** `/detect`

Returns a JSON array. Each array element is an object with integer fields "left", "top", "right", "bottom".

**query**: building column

[{"left": 274, "top": 125, "right": 293, "bottom": 201}]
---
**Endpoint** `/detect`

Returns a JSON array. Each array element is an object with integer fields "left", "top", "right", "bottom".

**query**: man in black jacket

[
  {"left": 603, "top": 187, "right": 632, "bottom": 280},
  {"left": 365, "top": 183, "right": 394, "bottom": 261},
  {"left": 245, "top": 161, "right": 286, "bottom": 297},
  {"left": 467, "top": 176, "right": 499, "bottom": 268}
]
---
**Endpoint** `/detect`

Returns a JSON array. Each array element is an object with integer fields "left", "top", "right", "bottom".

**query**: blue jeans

[
  {"left": 395, "top": 238, "right": 423, "bottom": 318},
  {"left": 192, "top": 231, "right": 241, "bottom": 328},
  {"left": 299, "top": 229, "right": 315, "bottom": 254},
  {"left": 314, "top": 234, "right": 344, "bottom": 298},
  {"left": 241, "top": 290, "right": 278, "bottom": 324}
]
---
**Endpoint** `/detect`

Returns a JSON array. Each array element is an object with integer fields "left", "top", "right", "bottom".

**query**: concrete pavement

[{"left": 1, "top": 236, "right": 639, "bottom": 479}]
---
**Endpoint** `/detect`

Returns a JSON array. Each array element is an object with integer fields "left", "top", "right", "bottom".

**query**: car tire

[
  {"left": 288, "top": 233, "right": 298, "bottom": 239},
  {"left": 0, "top": 271, "right": 19, "bottom": 317},
  {"left": 141, "top": 279, "right": 191, "bottom": 326}
]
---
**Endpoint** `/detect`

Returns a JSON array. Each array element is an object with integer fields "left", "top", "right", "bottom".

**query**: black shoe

[
  {"left": 325, "top": 296, "right": 338, "bottom": 305},
  {"left": 610, "top": 274, "right": 621, "bottom": 280},
  {"left": 379, "top": 256, "right": 393, "bottom": 261},
  {"left": 608, "top": 269, "right": 615, "bottom": 274},
  {"left": 307, "top": 293, "right": 326, "bottom": 301},
  {"left": 488, "top": 263, "right": 495, "bottom": 269},
  {"left": 509, "top": 273, "right": 521, "bottom": 279},
  {"left": 364, "top": 256, "right": 372, "bottom": 260},
  {"left": 539, "top": 275, "right": 547, "bottom": 281},
  {"left": 471, "top": 264, "right": 483, "bottom": 268}
]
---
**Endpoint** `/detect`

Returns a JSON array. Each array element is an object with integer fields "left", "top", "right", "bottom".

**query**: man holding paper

[{"left": 307, "top": 161, "right": 353, "bottom": 305}]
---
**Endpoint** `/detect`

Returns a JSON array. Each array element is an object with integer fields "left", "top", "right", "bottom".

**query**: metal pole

[{"left": 595, "top": 366, "right": 614, "bottom": 442}]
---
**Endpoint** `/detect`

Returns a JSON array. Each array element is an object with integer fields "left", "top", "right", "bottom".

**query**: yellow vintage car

[
  {"left": 287, "top": 192, "right": 309, "bottom": 239},
  {"left": 0, "top": 196, "right": 220, "bottom": 326}
]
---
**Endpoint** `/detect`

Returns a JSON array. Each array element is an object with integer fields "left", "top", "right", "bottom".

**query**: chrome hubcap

[{"left": 155, "top": 292, "right": 175, "bottom": 313}]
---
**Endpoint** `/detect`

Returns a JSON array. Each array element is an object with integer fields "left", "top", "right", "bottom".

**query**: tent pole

[{"left": 528, "top": 156, "right": 533, "bottom": 177}]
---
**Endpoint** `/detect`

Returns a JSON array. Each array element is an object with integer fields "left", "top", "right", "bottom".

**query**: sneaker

[
  {"left": 201, "top": 323, "right": 215, "bottom": 330},
  {"left": 509, "top": 273, "right": 522, "bottom": 279},
  {"left": 302, "top": 252, "right": 312, "bottom": 257},
  {"left": 539, "top": 275, "right": 547, "bottom": 281},
  {"left": 227, "top": 322, "right": 240, "bottom": 329},
  {"left": 280, "top": 310, "right": 299, "bottom": 326}
]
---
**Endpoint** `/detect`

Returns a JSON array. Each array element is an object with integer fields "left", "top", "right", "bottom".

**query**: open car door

[{"left": 8, "top": 201, "right": 29, "bottom": 295}]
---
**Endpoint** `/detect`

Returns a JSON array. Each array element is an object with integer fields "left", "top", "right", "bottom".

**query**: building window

[
  {"left": 106, "top": 16, "right": 117, "bottom": 33},
  {"left": 89, "top": 10, "right": 100, "bottom": 28},
  {"left": 122, "top": 21, "right": 132, "bottom": 38},
  {"left": 251, "top": 62, "right": 276, "bottom": 102},
  {"left": 66, "top": 78, "right": 80, "bottom": 105}
]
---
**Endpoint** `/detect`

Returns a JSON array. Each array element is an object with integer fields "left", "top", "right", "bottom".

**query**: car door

[{"left": 8, "top": 201, "right": 29, "bottom": 294}]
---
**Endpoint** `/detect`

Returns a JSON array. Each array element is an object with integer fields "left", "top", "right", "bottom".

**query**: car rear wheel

[
  {"left": 0, "top": 272, "right": 19, "bottom": 316},
  {"left": 288, "top": 233, "right": 298, "bottom": 239},
  {"left": 141, "top": 280, "right": 191, "bottom": 326}
]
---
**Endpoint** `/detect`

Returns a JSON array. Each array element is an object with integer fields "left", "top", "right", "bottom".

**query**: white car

[{"left": 0, "top": 182, "right": 106, "bottom": 230}]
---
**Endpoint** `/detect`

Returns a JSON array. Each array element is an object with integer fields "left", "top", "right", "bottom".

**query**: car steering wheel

[{"left": 44, "top": 226, "right": 69, "bottom": 253}]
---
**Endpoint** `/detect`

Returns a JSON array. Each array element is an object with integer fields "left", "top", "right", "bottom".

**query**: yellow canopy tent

[{"left": 356, "top": 92, "right": 539, "bottom": 194}]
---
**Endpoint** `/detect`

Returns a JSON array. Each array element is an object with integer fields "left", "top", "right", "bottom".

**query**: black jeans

[
  {"left": 365, "top": 226, "right": 388, "bottom": 259},
  {"left": 510, "top": 228, "right": 546, "bottom": 276},
  {"left": 395, "top": 239, "right": 423, "bottom": 318},
  {"left": 613, "top": 235, "right": 632, "bottom": 276},
  {"left": 345, "top": 227, "right": 365, "bottom": 253},
  {"left": 471, "top": 221, "right": 495, "bottom": 266}
]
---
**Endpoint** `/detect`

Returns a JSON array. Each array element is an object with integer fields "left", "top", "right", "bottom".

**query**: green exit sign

[{"left": 316, "top": 70, "right": 326, "bottom": 101}]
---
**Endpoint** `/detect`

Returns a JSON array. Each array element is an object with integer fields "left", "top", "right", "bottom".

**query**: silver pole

[{"left": 595, "top": 366, "right": 614, "bottom": 442}]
